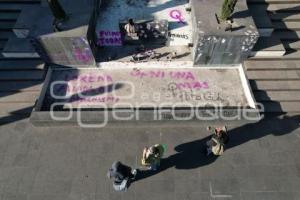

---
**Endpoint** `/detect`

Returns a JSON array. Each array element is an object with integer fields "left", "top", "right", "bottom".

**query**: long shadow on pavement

[{"left": 133, "top": 114, "right": 300, "bottom": 182}]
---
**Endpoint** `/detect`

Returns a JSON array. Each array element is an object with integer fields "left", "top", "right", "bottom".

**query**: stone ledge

[
  {"left": 30, "top": 109, "right": 261, "bottom": 126},
  {"left": 30, "top": 65, "right": 260, "bottom": 125}
]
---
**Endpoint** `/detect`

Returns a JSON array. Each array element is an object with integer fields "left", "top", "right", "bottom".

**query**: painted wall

[{"left": 37, "top": 36, "right": 95, "bottom": 66}]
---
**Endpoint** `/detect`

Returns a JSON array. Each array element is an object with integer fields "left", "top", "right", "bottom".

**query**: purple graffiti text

[{"left": 130, "top": 70, "right": 196, "bottom": 81}]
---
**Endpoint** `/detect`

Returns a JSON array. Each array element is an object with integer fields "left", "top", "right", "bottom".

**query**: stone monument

[
  {"left": 30, "top": 0, "right": 260, "bottom": 126},
  {"left": 35, "top": 0, "right": 101, "bottom": 66},
  {"left": 190, "top": 0, "right": 259, "bottom": 65},
  {"left": 3, "top": 0, "right": 100, "bottom": 65}
]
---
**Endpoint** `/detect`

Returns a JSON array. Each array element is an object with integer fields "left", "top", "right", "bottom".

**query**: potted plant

[{"left": 220, "top": 0, "right": 238, "bottom": 21}]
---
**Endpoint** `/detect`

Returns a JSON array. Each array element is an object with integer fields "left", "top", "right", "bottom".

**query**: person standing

[
  {"left": 124, "top": 18, "right": 138, "bottom": 39},
  {"left": 206, "top": 126, "right": 229, "bottom": 156},
  {"left": 141, "top": 144, "right": 166, "bottom": 171}
]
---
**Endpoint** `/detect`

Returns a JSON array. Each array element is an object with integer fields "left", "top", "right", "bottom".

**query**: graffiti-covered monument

[
  {"left": 32, "top": 0, "right": 258, "bottom": 66},
  {"left": 29, "top": 0, "right": 261, "bottom": 125}
]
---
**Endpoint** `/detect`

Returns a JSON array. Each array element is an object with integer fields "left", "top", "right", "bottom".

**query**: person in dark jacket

[{"left": 107, "top": 161, "right": 137, "bottom": 191}]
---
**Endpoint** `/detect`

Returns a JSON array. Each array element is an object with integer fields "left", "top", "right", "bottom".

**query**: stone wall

[{"left": 190, "top": 0, "right": 259, "bottom": 65}]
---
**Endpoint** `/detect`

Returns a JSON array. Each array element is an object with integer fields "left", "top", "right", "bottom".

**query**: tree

[
  {"left": 220, "top": 0, "right": 238, "bottom": 21},
  {"left": 47, "top": 0, "right": 67, "bottom": 21}
]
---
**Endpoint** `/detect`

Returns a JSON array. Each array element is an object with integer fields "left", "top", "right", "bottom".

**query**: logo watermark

[{"left": 49, "top": 80, "right": 264, "bottom": 128}]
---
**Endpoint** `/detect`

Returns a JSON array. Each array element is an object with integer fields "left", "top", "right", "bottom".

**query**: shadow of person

[
  {"left": 227, "top": 114, "right": 300, "bottom": 149},
  {"left": 133, "top": 114, "right": 299, "bottom": 182}
]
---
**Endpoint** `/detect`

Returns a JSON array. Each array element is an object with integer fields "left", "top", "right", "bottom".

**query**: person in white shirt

[{"left": 124, "top": 18, "right": 138, "bottom": 38}]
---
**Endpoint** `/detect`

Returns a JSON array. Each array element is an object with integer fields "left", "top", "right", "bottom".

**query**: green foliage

[{"left": 220, "top": 0, "right": 238, "bottom": 21}]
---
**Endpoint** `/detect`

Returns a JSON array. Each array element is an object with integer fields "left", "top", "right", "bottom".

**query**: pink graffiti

[
  {"left": 73, "top": 47, "right": 93, "bottom": 63},
  {"left": 98, "top": 31, "right": 122, "bottom": 46},
  {"left": 169, "top": 9, "right": 185, "bottom": 24},
  {"left": 65, "top": 85, "right": 102, "bottom": 94},
  {"left": 64, "top": 74, "right": 113, "bottom": 83},
  {"left": 99, "top": 31, "right": 121, "bottom": 37},
  {"left": 175, "top": 81, "right": 209, "bottom": 90},
  {"left": 70, "top": 95, "right": 120, "bottom": 103},
  {"left": 130, "top": 70, "right": 195, "bottom": 80}
]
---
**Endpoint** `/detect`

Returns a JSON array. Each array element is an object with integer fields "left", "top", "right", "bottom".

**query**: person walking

[
  {"left": 206, "top": 126, "right": 229, "bottom": 156},
  {"left": 141, "top": 144, "right": 166, "bottom": 171},
  {"left": 107, "top": 161, "right": 137, "bottom": 191}
]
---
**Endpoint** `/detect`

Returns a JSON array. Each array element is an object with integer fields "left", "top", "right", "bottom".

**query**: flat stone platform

[
  {"left": 31, "top": 64, "right": 259, "bottom": 125},
  {"left": 42, "top": 66, "right": 253, "bottom": 109}
]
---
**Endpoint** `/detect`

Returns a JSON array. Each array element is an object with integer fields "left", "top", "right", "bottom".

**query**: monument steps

[
  {"left": 0, "top": 11, "right": 19, "bottom": 20},
  {"left": 0, "top": 0, "right": 42, "bottom": 123},
  {"left": 249, "top": 50, "right": 300, "bottom": 60},
  {"left": 0, "top": 81, "right": 42, "bottom": 92},
  {"left": 249, "top": 50, "right": 300, "bottom": 59},
  {"left": 261, "top": 101, "right": 300, "bottom": 113},
  {"left": 0, "top": 39, "right": 5, "bottom": 50},
  {"left": 254, "top": 90, "right": 300, "bottom": 101},
  {"left": 0, "top": 91, "right": 39, "bottom": 102},
  {"left": 251, "top": 36, "right": 285, "bottom": 57},
  {"left": 281, "top": 39, "right": 300, "bottom": 49},
  {"left": 266, "top": 4, "right": 300, "bottom": 12},
  {"left": 0, "top": 102, "right": 33, "bottom": 114},
  {"left": 272, "top": 21, "right": 300, "bottom": 30},
  {"left": 2, "top": 36, "right": 40, "bottom": 58},
  {"left": 0, "top": 59, "right": 44, "bottom": 70},
  {"left": 274, "top": 30, "right": 300, "bottom": 40},
  {"left": 0, "top": 3, "right": 37, "bottom": 11},
  {"left": 248, "top": 4, "right": 274, "bottom": 36},
  {"left": 248, "top": 0, "right": 300, "bottom": 3},
  {"left": 245, "top": 60, "right": 300, "bottom": 70},
  {"left": 0, "top": 55, "right": 41, "bottom": 60},
  {"left": 0, "top": 21, "right": 15, "bottom": 30},
  {"left": 246, "top": 1, "right": 300, "bottom": 114},
  {"left": 250, "top": 80, "right": 300, "bottom": 91},
  {"left": 269, "top": 12, "right": 300, "bottom": 21},
  {"left": 0, "top": 70, "right": 45, "bottom": 81},
  {"left": 247, "top": 69, "right": 300, "bottom": 80},
  {"left": 0, "top": 0, "right": 40, "bottom": 3},
  {"left": 0, "top": 30, "right": 13, "bottom": 39}
]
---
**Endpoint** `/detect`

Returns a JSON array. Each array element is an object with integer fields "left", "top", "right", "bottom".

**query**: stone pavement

[{"left": 0, "top": 115, "right": 299, "bottom": 200}]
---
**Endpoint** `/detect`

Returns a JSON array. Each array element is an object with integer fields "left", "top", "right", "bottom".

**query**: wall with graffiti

[
  {"left": 37, "top": 36, "right": 95, "bottom": 66},
  {"left": 95, "top": 0, "right": 192, "bottom": 47}
]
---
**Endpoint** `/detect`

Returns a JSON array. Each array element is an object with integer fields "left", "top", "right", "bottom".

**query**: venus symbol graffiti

[{"left": 169, "top": 9, "right": 185, "bottom": 24}]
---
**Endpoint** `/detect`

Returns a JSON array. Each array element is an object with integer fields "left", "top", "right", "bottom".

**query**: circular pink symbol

[{"left": 169, "top": 10, "right": 185, "bottom": 24}]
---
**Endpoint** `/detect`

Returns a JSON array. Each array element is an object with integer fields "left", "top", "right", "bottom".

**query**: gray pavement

[{"left": 0, "top": 115, "right": 299, "bottom": 200}]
